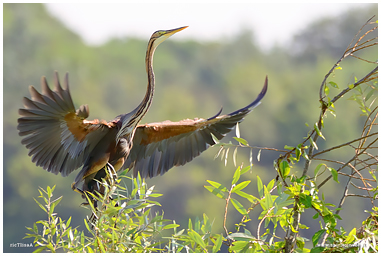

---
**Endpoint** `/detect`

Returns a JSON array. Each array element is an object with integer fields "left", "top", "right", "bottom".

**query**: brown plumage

[{"left": 17, "top": 26, "right": 268, "bottom": 203}]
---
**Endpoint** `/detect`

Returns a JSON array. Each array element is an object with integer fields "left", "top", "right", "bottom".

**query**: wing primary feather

[{"left": 207, "top": 107, "right": 223, "bottom": 121}]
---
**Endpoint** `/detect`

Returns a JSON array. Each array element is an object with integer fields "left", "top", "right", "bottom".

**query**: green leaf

[
  {"left": 296, "top": 236, "right": 305, "bottom": 249},
  {"left": 295, "top": 146, "right": 301, "bottom": 161},
  {"left": 279, "top": 160, "right": 290, "bottom": 177},
  {"left": 189, "top": 230, "right": 205, "bottom": 248},
  {"left": 147, "top": 193, "right": 163, "bottom": 197},
  {"left": 231, "top": 198, "right": 248, "bottom": 217},
  {"left": 47, "top": 186, "right": 52, "bottom": 198},
  {"left": 324, "top": 85, "right": 330, "bottom": 95},
  {"left": 33, "top": 198, "right": 47, "bottom": 213},
  {"left": 312, "top": 229, "right": 325, "bottom": 247},
  {"left": 299, "top": 194, "right": 312, "bottom": 208},
  {"left": 284, "top": 145, "right": 294, "bottom": 150},
  {"left": 329, "top": 167, "right": 339, "bottom": 183},
  {"left": 365, "top": 89, "right": 374, "bottom": 101},
  {"left": 257, "top": 176, "right": 264, "bottom": 198},
  {"left": 163, "top": 223, "right": 180, "bottom": 230},
  {"left": 314, "top": 123, "right": 325, "bottom": 140},
  {"left": 314, "top": 163, "right": 325, "bottom": 177},
  {"left": 230, "top": 240, "right": 250, "bottom": 252},
  {"left": 233, "top": 137, "right": 249, "bottom": 146},
  {"left": 206, "top": 180, "right": 228, "bottom": 191},
  {"left": 33, "top": 246, "right": 46, "bottom": 253},
  {"left": 49, "top": 196, "right": 63, "bottom": 215},
  {"left": 264, "top": 189, "right": 273, "bottom": 209},
  {"left": 97, "top": 237, "right": 105, "bottom": 253},
  {"left": 234, "top": 190, "right": 258, "bottom": 203},
  {"left": 194, "top": 216, "right": 200, "bottom": 232},
  {"left": 212, "top": 234, "right": 223, "bottom": 253},
  {"left": 241, "top": 166, "right": 251, "bottom": 175},
  {"left": 329, "top": 81, "right": 339, "bottom": 89},
  {"left": 309, "top": 137, "right": 318, "bottom": 150},
  {"left": 267, "top": 179, "right": 275, "bottom": 191},
  {"left": 232, "top": 166, "right": 241, "bottom": 184},
  {"left": 204, "top": 185, "right": 227, "bottom": 199},
  {"left": 346, "top": 228, "right": 356, "bottom": 244},
  {"left": 232, "top": 180, "right": 250, "bottom": 193}
]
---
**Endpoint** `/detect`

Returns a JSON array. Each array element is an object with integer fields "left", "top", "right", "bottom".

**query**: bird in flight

[{"left": 17, "top": 26, "right": 268, "bottom": 204}]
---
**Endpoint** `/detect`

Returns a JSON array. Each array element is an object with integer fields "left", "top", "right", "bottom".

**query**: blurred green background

[{"left": 3, "top": 3, "right": 377, "bottom": 252}]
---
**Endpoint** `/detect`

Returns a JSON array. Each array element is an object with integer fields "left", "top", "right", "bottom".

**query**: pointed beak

[{"left": 165, "top": 26, "right": 188, "bottom": 36}]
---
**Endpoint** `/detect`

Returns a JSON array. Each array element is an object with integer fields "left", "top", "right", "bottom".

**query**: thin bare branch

[{"left": 312, "top": 132, "right": 377, "bottom": 158}]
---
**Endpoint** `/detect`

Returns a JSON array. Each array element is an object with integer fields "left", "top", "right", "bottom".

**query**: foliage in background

[{"left": 4, "top": 3, "right": 378, "bottom": 252}]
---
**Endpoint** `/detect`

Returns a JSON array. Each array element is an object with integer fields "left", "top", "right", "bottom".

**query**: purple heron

[{"left": 17, "top": 26, "right": 268, "bottom": 202}]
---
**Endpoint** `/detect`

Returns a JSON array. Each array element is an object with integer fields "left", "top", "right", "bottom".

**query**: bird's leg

[
  {"left": 71, "top": 182, "right": 84, "bottom": 195},
  {"left": 87, "top": 163, "right": 117, "bottom": 230},
  {"left": 71, "top": 182, "right": 98, "bottom": 209}
]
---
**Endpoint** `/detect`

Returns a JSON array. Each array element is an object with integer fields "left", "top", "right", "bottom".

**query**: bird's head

[{"left": 150, "top": 26, "right": 188, "bottom": 48}]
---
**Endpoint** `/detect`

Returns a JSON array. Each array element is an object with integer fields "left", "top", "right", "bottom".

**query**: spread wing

[
  {"left": 17, "top": 72, "right": 114, "bottom": 176},
  {"left": 124, "top": 76, "right": 268, "bottom": 178}
]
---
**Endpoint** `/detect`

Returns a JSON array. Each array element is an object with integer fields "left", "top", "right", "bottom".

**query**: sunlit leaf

[
  {"left": 328, "top": 167, "right": 339, "bottom": 183},
  {"left": 309, "top": 137, "right": 318, "bottom": 150},
  {"left": 188, "top": 230, "right": 205, "bottom": 248},
  {"left": 257, "top": 176, "right": 264, "bottom": 198},
  {"left": 314, "top": 122, "right": 325, "bottom": 140},
  {"left": 241, "top": 166, "right": 251, "bottom": 175},
  {"left": 312, "top": 229, "right": 325, "bottom": 247},
  {"left": 163, "top": 223, "right": 180, "bottom": 230},
  {"left": 279, "top": 160, "right": 290, "bottom": 177},
  {"left": 33, "top": 198, "right": 47, "bottom": 213},
  {"left": 234, "top": 190, "right": 257, "bottom": 203},
  {"left": 204, "top": 186, "right": 227, "bottom": 199},
  {"left": 212, "top": 234, "right": 223, "bottom": 253},
  {"left": 232, "top": 166, "right": 241, "bottom": 184},
  {"left": 234, "top": 137, "right": 249, "bottom": 146},
  {"left": 231, "top": 198, "right": 248, "bottom": 217},
  {"left": 232, "top": 180, "right": 251, "bottom": 193}
]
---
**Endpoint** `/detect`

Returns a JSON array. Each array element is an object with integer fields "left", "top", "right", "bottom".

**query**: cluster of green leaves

[
  {"left": 206, "top": 17, "right": 378, "bottom": 252},
  {"left": 25, "top": 158, "right": 378, "bottom": 253},
  {"left": 25, "top": 172, "right": 170, "bottom": 253}
]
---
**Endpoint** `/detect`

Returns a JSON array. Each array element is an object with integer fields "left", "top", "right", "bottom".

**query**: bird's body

[{"left": 17, "top": 26, "right": 268, "bottom": 202}]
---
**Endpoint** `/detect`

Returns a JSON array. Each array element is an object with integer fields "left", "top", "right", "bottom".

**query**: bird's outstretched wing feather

[
  {"left": 124, "top": 76, "right": 268, "bottom": 178},
  {"left": 17, "top": 72, "right": 113, "bottom": 176}
]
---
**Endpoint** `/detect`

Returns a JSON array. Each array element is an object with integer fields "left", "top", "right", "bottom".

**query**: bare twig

[{"left": 312, "top": 132, "right": 377, "bottom": 158}]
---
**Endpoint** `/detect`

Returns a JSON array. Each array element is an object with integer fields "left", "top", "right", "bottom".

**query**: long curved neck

[
  {"left": 116, "top": 39, "right": 158, "bottom": 140},
  {"left": 131, "top": 39, "right": 157, "bottom": 124}
]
